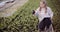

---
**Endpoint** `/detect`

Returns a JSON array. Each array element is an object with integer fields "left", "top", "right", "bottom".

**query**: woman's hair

[{"left": 39, "top": 0, "right": 47, "bottom": 13}]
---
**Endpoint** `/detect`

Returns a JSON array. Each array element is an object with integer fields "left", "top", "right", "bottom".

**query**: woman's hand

[
  {"left": 50, "top": 18, "right": 53, "bottom": 23},
  {"left": 32, "top": 10, "right": 35, "bottom": 16},
  {"left": 32, "top": 10, "right": 35, "bottom": 14}
]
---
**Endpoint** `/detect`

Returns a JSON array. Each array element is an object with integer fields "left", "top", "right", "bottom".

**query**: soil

[{"left": 0, "top": 0, "right": 28, "bottom": 17}]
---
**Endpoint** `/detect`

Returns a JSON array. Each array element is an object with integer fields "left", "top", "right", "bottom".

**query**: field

[{"left": 0, "top": 0, "right": 60, "bottom": 32}]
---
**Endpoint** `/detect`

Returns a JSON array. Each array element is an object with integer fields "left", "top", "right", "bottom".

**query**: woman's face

[{"left": 40, "top": 2, "right": 45, "bottom": 8}]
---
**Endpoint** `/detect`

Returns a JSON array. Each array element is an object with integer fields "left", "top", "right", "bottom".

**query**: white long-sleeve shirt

[{"left": 35, "top": 7, "right": 53, "bottom": 22}]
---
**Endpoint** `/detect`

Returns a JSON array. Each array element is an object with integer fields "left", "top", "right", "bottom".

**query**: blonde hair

[{"left": 39, "top": 0, "right": 47, "bottom": 13}]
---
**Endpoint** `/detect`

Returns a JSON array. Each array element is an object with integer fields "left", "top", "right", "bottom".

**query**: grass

[{"left": 0, "top": 0, "right": 40, "bottom": 32}]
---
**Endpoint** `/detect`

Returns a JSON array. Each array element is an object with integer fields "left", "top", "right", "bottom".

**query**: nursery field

[{"left": 0, "top": 0, "right": 60, "bottom": 32}]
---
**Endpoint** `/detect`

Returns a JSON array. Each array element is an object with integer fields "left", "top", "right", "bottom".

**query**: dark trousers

[{"left": 39, "top": 18, "right": 52, "bottom": 31}]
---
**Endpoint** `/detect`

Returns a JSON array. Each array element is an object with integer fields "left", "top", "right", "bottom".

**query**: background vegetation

[
  {"left": 46, "top": 0, "right": 60, "bottom": 32},
  {"left": 0, "top": 0, "right": 60, "bottom": 32}
]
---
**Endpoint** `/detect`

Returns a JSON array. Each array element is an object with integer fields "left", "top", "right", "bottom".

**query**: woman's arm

[
  {"left": 48, "top": 7, "right": 54, "bottom": 19},
  {"left": 48, "top": 7, "right": 54, "bottom": 23},
  {"left": 32, "top": 7, "right": 39, "bottom": 16}
]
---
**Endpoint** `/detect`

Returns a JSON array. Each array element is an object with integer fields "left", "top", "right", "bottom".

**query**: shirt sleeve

[
  {"left": 35, "top": 7, "right": 39, "bottom": 16},
  {"left": 48, "top": 7, "right": 53, "bottom": 19}
]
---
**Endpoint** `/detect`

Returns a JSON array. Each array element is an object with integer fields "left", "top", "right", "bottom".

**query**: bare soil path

[{"left": 0, "top": 0, "right": 28, "bottom": 17}]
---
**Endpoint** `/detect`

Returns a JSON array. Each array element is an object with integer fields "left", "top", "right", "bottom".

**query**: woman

[{"left": 33, "top": 0, "right": 54, "bottom": 32}]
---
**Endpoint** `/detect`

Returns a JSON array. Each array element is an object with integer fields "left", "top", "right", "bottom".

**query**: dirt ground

[{"left": 0, "top": 0, "right": 28, "bottom": 17}]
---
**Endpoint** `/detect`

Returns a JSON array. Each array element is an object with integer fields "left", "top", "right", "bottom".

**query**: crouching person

[{"left": 32, "top": 0, "right": 54, "bottom": 32}]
